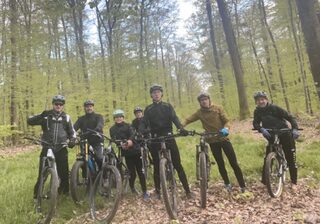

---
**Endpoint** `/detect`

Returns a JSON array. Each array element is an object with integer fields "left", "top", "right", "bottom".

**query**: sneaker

[
  {"left": 186, "top": 191, "right": 195, "bottom": 199},
  {"left": 240, "top": 187, "right": 246, "bottom": 193},
  {"left": 154, "top": 189, "right": 161, "bottom": 200},
  {"left": 143, "top": 192, "right": 150, "bottom": 201},
  {"left": 224, "top": 184, "right": 232, "bottom": 193},
  {"left": 131, "top": 187, "right": 139, "bottom": 194}
]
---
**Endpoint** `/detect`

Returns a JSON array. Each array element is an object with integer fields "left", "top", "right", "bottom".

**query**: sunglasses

[{"left": 54, "top": 103, "right": 64, "bottom": 106}]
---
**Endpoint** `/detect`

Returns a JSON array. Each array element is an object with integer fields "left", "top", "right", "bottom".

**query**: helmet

[
  {"left": 112, "top": 109, "right": 125, "bottom": 118},
  {"left": 52, "top": 95, "right": 65, "bottom": 104},
  {"left": 254, "top": 91, "right": 268, "bottom": 100},
  {"left": 84, "top": 99, "right": 95, "bottom": 107},
  {"left": 149, "top": 84, "right": 163, "bottom": 95},
  {"left": 197, "top": 92, "right": 210, "bottom": 102},
  {"left": 133, "top": 107, "right": 143, "bottom": 114}
]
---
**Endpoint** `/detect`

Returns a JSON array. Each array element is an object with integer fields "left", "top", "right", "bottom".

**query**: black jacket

[
  {"left": 74, "top": 112, "right": 104, "bottom": 144},
  {"left": 253, "top": 103, "right": 298, "bottom": 130},
  {"left": 139, "top": 101, "right": 183, "bottom": 136},
  {"left": 131, "top": 117, "right": 142, "bottom": 133},
  {"left": 27, "top": 110, "right": 76, "bottom": 151},
  {"left": 109, "top": 122, "right": 139, "bottom": 157}
]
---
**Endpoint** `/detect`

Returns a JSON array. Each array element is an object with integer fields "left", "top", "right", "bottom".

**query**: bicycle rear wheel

[
  {"left": 90, "top": 165, "right": 122, "bottom": 222},
  {"left": 36, "top": 167, "right": 59, "bottom": 224},
  {"left": 265, "top": 152, "right": 284, "bottom": 197},
  {"left": 199, "top": 152, "right": 207, "bottom": 208},
  {"left": 160, "top": 158, "right": 177, "bottom": 219},
  {"left": 70, "top": 160, "right": 89, "bottom": 203}
]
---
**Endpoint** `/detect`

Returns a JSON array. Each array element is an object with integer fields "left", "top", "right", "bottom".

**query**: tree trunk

[
  {"left": 288, "top": 0, "right": 313, "bottom": 114},
  {"left": 215, "top": 0, "right": 250, "bottom": 119},
  {"left": 139, "top": 0, "right": 148, "bottom": 104},
  {"left": 295, "top": 0, "right": 320, "bottom": 99},
  {"left": 206, "top": 0, "right": 225, "bottom": 105},
  {"left": 260, "top": 0, "right": 290, "bottom": 112},
  {"left": 9, "top": 0, "right": 18, "bottom": 144}
]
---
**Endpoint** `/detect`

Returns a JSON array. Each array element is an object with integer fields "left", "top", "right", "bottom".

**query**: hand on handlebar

[
  {"left": 121, "top": 139, "right": 133, "bottom": 150},
  {"left": 178, "top": 128, "right": 191, "bottom": 136},
  {"left": 68, "top": 138, "right": 76, "bottom": 148},
  {"left": 292, "top": 129, "right": 300, "bottom": 140},
  {"left": 260, "top": 128, "right": 271, "bottom": 140},
  {"left": 219, "top": 128, "right": 229, "bottom": 137}
]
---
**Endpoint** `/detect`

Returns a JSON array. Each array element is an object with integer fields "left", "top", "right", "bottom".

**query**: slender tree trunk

[
  {"left": 9, "top": 0, "right": 18, "bottom": 144},
  {"left": 260, "top": 0, "right": 290, "bottom": 111},
  {"left": 158, "top": 27, "right": 169, "bottom": 102},
  {"left": 216, "top": 0, "right": 249, "bottom": 119},
  {"left": 139, "top": 0, "right": 148, "bottom": 103},
  {"left": 288, "top": 0, "right": 313, "bottom": 114},
  {"left": 206, "top": 0, "right": 225, "bottom": 105},
  {"left": 295, "top": 0, "right": 320, "bottom": 99}
]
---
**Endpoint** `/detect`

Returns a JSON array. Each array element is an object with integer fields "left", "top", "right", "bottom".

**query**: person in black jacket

[
  {"left": 131, "top": 107, "right": 143, "bottom": 133},
  {"left": 109, "top": 109, "right": 149, "bottom": 200},
  {"left": 253, "top": 91, "right": 300, "bottom": 188},
  {"left": 27, "top": 95, "right": 76, "bottom": 197},
  {"left": 139, "top": 84, "right": 192, "bottom": 199},
  {"left": 74, "top": 100, "right": 104, "bottom": 169}
]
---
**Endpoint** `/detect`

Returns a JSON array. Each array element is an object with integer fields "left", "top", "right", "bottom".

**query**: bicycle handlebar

[{"left": 24, "top": 137, "right": 67, "bottom": 148}]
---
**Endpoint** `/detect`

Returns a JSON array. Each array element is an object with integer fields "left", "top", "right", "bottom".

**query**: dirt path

[
  {"left": 68, "top": 178, "right": 320, "bottom": 224},
  {"left": 0, "top": 145, "right": 37, "bottom": 158}
]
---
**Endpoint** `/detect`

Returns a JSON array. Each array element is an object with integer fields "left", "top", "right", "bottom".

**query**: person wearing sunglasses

[{"left": 27, "top": 95, "right": 77, "bottom": 197}]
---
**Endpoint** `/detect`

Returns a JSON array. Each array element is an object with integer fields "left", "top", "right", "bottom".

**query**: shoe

[
  {"left": 154, "top": 189, "right": 161, "bottom": 200},
  {"left": 143, "top": 192, "right": 150, "bottom": 201},
  {"left": 224, "top": 184, "right": 232, "bottom": 193},
  {"left": 240, "top": 187, "right": 246, "bottom": 193},
  {"left": 186, "top": 191, "right": 194, "bottom": 199},
  {"left": 131, "top": 187, "right": 139, "bottom": 194}
]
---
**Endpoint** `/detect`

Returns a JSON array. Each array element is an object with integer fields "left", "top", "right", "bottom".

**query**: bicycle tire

[
  {"left": 70, "top": 160, "right": 89, "bottom": 204},
  {"left": 36, "top": 167, "right": 58, "bottom": 224},
  {"left": 265, "top": 152, "right": 284, "bottom": 198},
  {"left": 90, "top": 165, "right": 122, "bottom": 223},
  {"left": 142, "top": 148, "right": 149, "bottom": 180},
  {"left": 199, "top": 152, "right": 207, "bottom": 208},
  {"left": 160, "top": 158, "right": 177, "bottom": 219}
]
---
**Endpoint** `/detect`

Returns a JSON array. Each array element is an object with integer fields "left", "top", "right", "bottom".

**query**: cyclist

[
  {"left": 74, "top": 100, "right": 104, "bottom": 169},
  {"left": 27, "top": 95, "right": 76, "bottom": 197},
  {"left": 131, "top": 107, "right": 144, "bottom": 133},
  {"left": 182, "top": 93, "right": 246, "bottom": 193},
  {"left": 139, "top": 84, "right": 192, "bottom": 199},
  {"left": 253, "top": 91, "right": 299, "bottom": 188},
  {"left": 109, "top": 109, "right": 149, "bottom": 200}
]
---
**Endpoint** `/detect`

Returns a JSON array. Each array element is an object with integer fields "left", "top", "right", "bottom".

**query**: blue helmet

[{"left": 113, "top": 109, "right": 125, "bottom": 118}]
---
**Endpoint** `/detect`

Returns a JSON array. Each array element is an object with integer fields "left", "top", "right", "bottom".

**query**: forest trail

[{"left": 68, "top": 178, "right": 320, "bottom": 224}]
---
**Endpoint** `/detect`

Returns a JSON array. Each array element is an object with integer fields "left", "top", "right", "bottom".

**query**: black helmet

[
  {"left": 52, "top": 95, "right": 65, "bottom": 104},
  {"left": 133, "top": 107, "right": 143, "bottom": 114},
  {"left": 84, "top": 99, "right": 95, "bottom": 107},
  {"left": 254, "top": 91, "right": 268, "bottom": 100},
  {"left": 197, "top": 92, "right": 210, "bottom": 102},
  {"left": 149, "top": 84, "right": 163, "bottom": 95}
]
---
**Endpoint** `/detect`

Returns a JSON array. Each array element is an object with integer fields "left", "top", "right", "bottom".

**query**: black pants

[
  {"left": 262, "top": 132, "right": 297, "bottom": 184},
  {"left": 91, "top": 142, "right": 104, "bottom": 170},
  {"left": 209, "top": 141, "right": 246, "bottom": 188},
  {"left": 125, "top": 154, "right": 147, "bottom": 193},
  {"left": 149, "top": 138, "right": 190, "bottom": 193},
  {"left": 34, "top": 147, "right": 69, "bottom": 197}
]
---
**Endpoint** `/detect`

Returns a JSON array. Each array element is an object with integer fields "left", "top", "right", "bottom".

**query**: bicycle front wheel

[
  {"left": 36, "top": 167, "right": 59, "bottom": 224},
  {"left": 265, "top": 152, "right": 284, "bottom": 198},
  {"left": 199, "top": 152, "right": 207, "bottom": 208},
  {"left": 142, "top": 148, "right": 149, "bottom": 180},
  {"left": 90, "top": 165, "right": 122, "bottom": 223},
  {"left": 160, "top": 158, "right": 177, "bottom": 219},
  {"left": 70, "top": 160, "right": 89, "bottom": 204}
]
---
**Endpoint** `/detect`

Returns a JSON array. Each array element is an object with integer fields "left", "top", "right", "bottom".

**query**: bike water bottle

[{"left": 88, "top": 156, "right": 95, "bottom": 173}]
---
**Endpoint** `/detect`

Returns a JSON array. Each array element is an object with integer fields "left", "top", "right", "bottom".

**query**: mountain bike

[
  {"left": 147, "top": 132, "right": 191, "bottom": 219},
  {"left": 193, "top": 131, "right": 217, "bottom": 208},
  {"left": 89, "top": 134, "right": 122, "bottom": 223},
  {"left": 70, "top": 131, "right": 102, "bottom": 204},
  {"left": 25, "top": 137, "right": 60, "bottom": 224},
  {"left": 262, "top": 128, "right": 302, "bottom": 198}
]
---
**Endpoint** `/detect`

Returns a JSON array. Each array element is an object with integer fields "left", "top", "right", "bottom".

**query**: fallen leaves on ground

[{"left": 68, "top": 178, "right": 320, "bottom": 224}]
